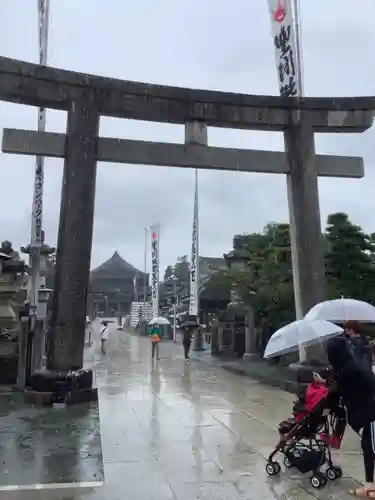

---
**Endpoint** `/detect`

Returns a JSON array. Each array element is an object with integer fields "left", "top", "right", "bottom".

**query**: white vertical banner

[
  {"left": 189, "top": 170, "right": 199, "bottom": 317},
  {"left": 150, "top": 224, "right": 160, "bottom": 318},
  {"left": 268, "top": 0, "right": 299, "bottom": 97},
  {"left": 268, "top": 0, "right": 306, "bottom": 360},
  {"left": 31, "top": 0, "right": 50, "bottom": 247}
]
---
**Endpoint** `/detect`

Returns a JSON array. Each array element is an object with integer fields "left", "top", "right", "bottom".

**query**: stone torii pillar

[
  {"left": 285, "top": 112, "right": 325, "bottom": 321},
  {"left": 48, "top": 91, "right": 99, "bottom": 373}
]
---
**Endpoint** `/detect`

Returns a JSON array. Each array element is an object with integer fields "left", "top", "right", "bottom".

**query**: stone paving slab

[
  {"left": 0, "top": 397, "right": 103, "bottom": 491},
  {"left": 0, "top": 320, "right": 367, "bottom": 499}
]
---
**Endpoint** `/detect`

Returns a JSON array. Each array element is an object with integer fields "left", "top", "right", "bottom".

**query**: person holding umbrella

[
  {"left": 305, "top": 299, "right": 375, "bottom": 370},
  {"left": 182, "top": 324, "right": 194, "bottom": 361},
  {"left": 326, "top": 336, "right": 375, "bottom": 498},
  {"left": 149, "top": 323, "right": 161, "bottom": 360},
  {"left": 100, "top": 320, "right": 109, "bottom": 354}
]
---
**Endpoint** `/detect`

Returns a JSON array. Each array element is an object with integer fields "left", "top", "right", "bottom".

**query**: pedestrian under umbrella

[
  {"left": 327, "top": 336, "right": 375, "bottom": 498},
  {"left": 100, "top": 321, "right": 109, "bottom": 354},
  {"left": 149, "top": 324, "right": 161, "bottom": 360},
  {"left": 182, "top": 324, "right": 194, "bottom": 361}
]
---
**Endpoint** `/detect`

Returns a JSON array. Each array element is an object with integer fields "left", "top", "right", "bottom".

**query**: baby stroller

[{"left": 265, "top": 381, "right": 346, "bottom": 489}]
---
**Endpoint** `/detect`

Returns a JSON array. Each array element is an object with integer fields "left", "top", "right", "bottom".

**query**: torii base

[{"left": 28, "top": 367, "right": 97, "bottom": 406}]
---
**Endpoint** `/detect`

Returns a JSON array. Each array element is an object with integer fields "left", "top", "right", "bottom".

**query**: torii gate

[{"left": 0, "top": 56, "right": 373, "bottom": 384}]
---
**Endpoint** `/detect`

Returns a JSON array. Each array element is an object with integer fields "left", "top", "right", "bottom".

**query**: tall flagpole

[
  {"left": 150, "top": 223, "right": 160, "bottom": 319},
  {"left": 143, "top": 227, "right": 148, "bottom": 307},
  {"left": 268, "top": 0, "right": 306, "bottom": 360},
  {"left": 292, "top": 0, "right": 306, "bottom": 361},
  {"left": 29, "top": 0, "right": 50, "bottom": 326},
  {"left": 190, "top": 168, "right": 202, "bottom": 350},
  {"left": 194, "top": 168, "right": 200, "bottom": 320}
]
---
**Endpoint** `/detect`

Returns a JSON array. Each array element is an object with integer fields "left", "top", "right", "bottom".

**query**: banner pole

[{"left": 29, "top": 0, "right": 50, "bottom": 330}]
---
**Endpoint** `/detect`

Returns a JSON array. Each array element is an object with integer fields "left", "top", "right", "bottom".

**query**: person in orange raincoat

[{"left": 149, "top": 324, "right": 161, "bottom": 360}]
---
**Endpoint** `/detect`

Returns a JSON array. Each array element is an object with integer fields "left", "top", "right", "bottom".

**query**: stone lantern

[
  {"left": 0, "top": 248, "right": 27, "bottom": 333},
  {"left": 21, "top": 242, "right": 56, "bottom": 292},
  {"left": 21, "top": 242, "right": 55, "bottom": 371},
  {"left": 0, "top": 252, "right": 14, "bottom": 332},
  {"left": 0, "top": 246, "right": 27, "bottom": 385},
  {"left": 224, "top": 236, "right": 258, "bottom": 361}
]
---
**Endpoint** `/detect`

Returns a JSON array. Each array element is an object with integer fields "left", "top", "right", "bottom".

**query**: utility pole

[
  {"left": 172, "top": 277, "right": 177, "bottom": 342},
  {"left": 29, "top": 0, "right": 50, "bottom": 332},
  {"left": 143, "top": 227, "right": 148, "bottom": 307}
]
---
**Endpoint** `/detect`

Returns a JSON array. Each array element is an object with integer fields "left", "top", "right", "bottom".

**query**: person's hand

[{"left": 312, "top": 372, "right": 325, "bottom": 384}]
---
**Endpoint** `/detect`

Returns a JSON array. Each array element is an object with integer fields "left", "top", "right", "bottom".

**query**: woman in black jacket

[{"left": 327, "top": 336, "right": 375, "bottom": 497}]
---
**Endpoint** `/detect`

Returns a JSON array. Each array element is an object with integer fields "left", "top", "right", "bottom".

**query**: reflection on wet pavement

[{"left": 1, "top": 320, "right": 365, "bottom": 499}]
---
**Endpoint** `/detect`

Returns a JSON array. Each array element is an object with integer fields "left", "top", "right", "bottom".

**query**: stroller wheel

[
  {"left": 283, "top": 456, "right": 293, "bottom": 468},
  {"left": 326, "top": 466, "right": 342, "bottom": 480},
  {"left": 265, "top": 461, "right": 281, "bottom": 476},
  {"left": 310, "top": 473, "right": 327, "bottom": 489}
]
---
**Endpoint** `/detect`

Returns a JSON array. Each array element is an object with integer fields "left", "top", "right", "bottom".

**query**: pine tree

[{"left": 325, "top": 212, "right": 375, "bottom": 302}]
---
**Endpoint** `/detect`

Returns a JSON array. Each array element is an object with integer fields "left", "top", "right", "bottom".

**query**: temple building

[{"left": 88, "top": 251, "right": 148, "bottom": 317}]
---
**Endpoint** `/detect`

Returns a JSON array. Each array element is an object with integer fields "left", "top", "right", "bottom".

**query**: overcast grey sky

[{"left": 0, "top": 0, "right": 374, "bottom": 274}]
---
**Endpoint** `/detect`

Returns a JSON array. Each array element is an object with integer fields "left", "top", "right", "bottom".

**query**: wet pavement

[
  {"left": 0, "top": 398, "right": 103, "bottom": 489},
  {"left": 0, "top": 319, "right": 366, "bottom": 499}
]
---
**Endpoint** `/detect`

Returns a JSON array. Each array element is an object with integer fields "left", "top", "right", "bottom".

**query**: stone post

[
  {"left": 47, "top": 91, "right": 99, "bottom": 373},
  {"left": 32, "top": 287, "right": 52, "bottom": 371},
  {"left": 218, "top": 324, "right": 224, "bottom": 351},
  {"left": 243, "top": 307, "right": 258, "bottom": 361},
  {"left": 16, "top": 316, "right": 30, "bottom": 390},
  {"left": 210, "top": 322, "right": 219, "bottom": 355}
]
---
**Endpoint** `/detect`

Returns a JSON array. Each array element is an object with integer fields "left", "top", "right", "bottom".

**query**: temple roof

[
  {"left": 90, "top": 251, "right": 145, "bottom": 278},
  {"left": 199, "top": 257, "right": 226, "bottom": 273}
]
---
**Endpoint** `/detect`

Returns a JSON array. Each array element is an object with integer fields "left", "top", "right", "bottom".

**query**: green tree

[
  {"left": 251, "top": 224, "right": 295, "bottom": 332},
  {"left": 205, "top": 224, "right": 295, "bottom": 335},
  {"left": 163, "top": 265, "right": 174, "bottom": 284},
  {"left": 325, "top": 212, "right": 375, "bottom": 302},
  {"left": 173, "top": 255, "right": 190, "bottom": 289}
]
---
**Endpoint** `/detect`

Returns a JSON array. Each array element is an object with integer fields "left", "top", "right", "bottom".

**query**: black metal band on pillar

[{"left": 47, "top": 91, "right": 99, "bottom": 372}]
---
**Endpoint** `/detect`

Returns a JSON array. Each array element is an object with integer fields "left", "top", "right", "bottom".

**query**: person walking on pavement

[
  {"left": 149, "top": 324, "right": 161, "bottom": 360},
  {"left": 182, "top": 326, "right": 193, "bottom": 361},
  {"left": 326, "top": 336, "right": 375, "bottom": 498},
  {"left": 100, "top": 321, "right": 109, "bottom": 354}
]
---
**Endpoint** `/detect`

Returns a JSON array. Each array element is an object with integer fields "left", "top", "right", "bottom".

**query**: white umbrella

[
  {"left": 304, "top": 298, "right": 375, "bottom": 323},
  {"left": 149, "top": 316, "right": 171, "bottom": 325},
  {"left": 264, "top": 320, "right": 343, "bottom": 359}
]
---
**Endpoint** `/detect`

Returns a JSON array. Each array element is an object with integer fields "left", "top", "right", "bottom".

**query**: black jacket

[
  {"left": 326, "top": 336, "right": 375, "bottom": 432},
  {"left": 348, "top": 335, "right": 373, "bottom": 370}
]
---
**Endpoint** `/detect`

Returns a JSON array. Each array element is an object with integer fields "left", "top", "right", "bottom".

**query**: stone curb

[
  {"left": 7, "top": 387, "right": 99, "bottom": 406},
  {"left": 191, "top": 355, "right": 294, "bottom": 393}
]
